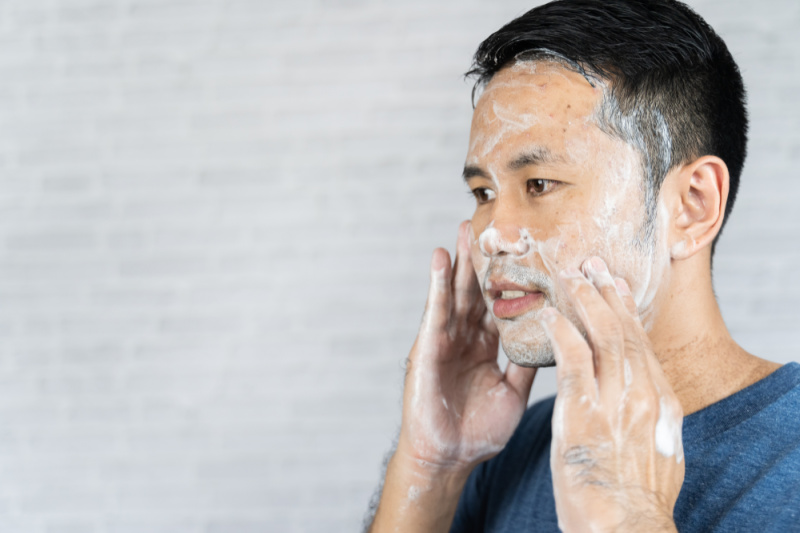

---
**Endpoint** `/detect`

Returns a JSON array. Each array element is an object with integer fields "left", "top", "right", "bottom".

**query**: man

[{"left": 366, "top": 0, "right": 800, "bottom": 531}]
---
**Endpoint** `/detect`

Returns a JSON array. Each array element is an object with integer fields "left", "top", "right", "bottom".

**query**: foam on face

[
  {"left": 467, "top": 60, "right": 674, "bottom": 367},
  {"left": 469, "top": 67, "right": 564, "bottom": 161},
  {"left": 470, "top": 142, "right": 669, "bottom": 353},
  {"left": 478, "top": 222, "right": 533, "bottom": 257}
]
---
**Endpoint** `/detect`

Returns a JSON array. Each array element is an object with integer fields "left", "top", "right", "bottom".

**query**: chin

[
  {"left": 500, "top": 337, "right": 556, "bottom": 368},
  {"left": 494, "top": 315, "right": 557, "bottom": 367}
]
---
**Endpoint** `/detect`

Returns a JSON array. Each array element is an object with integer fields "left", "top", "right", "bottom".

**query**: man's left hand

[{"left": 540, "top": 256, "right": 685, "bottom": 533}]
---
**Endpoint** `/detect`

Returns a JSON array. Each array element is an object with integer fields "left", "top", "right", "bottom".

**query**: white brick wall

[{"left": 0, "top": 0, "right": 797, "bottom": 531}]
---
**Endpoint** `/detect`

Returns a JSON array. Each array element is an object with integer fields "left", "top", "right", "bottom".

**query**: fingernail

[{"left": 588, "top": 257, "right": 607, "bottom": 273}]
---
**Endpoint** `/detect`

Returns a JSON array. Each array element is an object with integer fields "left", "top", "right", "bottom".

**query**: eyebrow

[
  {"left": 508, "top": 146, "right": 562, "bottom": 171},
  {"left": 462, "top": 146, "right": 563, "bottom": 182},
  {"left": 462, "top": 165, "right": 490, "bottom": 181}
]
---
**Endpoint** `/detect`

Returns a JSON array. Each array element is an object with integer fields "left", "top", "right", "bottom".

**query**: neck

[{"left": 647, "top": 251, "right": 780, "bottom": 416}]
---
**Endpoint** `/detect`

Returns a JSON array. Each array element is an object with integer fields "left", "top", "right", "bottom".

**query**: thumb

[{"left": 505, "top": 362, "right": 537, "bottom": 402}]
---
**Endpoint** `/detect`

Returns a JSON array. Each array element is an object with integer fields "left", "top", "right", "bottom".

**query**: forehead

[{"left": 468, "top": 61, "right": 605, "bottom": 162}]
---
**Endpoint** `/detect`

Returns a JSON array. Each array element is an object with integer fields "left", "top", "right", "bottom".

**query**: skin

[
  {"left": 467, "top": 61, "right": 669, "bottom": 367},
  {"left": 369, "top": 61, "right": 781, "bottom": 532}
]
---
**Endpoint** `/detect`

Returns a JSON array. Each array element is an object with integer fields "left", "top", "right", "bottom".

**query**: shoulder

[
  {"left": 684, "top": 362, "right": 800, "bottom": 441},
  {"left": 676, "top": 363, "right": 800, "bottom": 531}
]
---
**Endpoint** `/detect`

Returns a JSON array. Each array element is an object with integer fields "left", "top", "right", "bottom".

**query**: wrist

[
  {"left": 391, "top": 441, "right": 474, "bottom": 489},
  {"left": 615, "top": 507, "right": 677, "bottom": 533},
  {"left": 369, "top": 443, "right": 474, "bottom": 533},
  {"left": 393, "top": 437, "right": 475, "bottom": 482}
]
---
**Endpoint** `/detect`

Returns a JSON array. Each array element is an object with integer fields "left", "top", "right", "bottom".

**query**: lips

[{"left": 488, "top": 281, "right": 544, "bottom": 319}]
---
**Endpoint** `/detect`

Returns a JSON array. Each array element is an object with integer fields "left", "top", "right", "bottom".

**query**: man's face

[{"left": 466, "top": 61, "right": 670, "bottom": 367}]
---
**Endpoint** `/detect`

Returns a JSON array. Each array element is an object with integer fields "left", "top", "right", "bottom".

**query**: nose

[{"left": 478, "top": 217, "right": 532, "bottom": 257}]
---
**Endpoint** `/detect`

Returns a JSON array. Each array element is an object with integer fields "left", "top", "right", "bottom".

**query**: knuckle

[
  {"left": 592, "top": 339, "right": 621, "bottom": 361},
  {"left": 454, "top": 285, "right": 471, "bottom": 303},
  {"left": 563, "top": 445, "right": 595, "bottom": 465},
  {"left": 601, "top": 318, "right": 625, "bottom": 340},
  {"left": 629, "top": 387, "right": 658, "bottom": 411},
  {"left": 668, "top": 397, "right": 684, "bottom": 418},
  {"left": 623, "top": 335, "right": 641, "bottom": 355},
  {"left": 570, "top": 280, "right": 595, "bottom": 298},
  {"left": 598, "top": 283, "right": 618, "bottom": 300},
  {"left": 469, "top": 304, "right": 486, "bottom": 325},
  {"left": 560, "top": 445, "right": 613, "bottom": 487},
  {"left": 591, "top": 321, "right": 624, "bottom": 354},
  {"left": 584, "top": 306, "right": 623, "bottom": 336},
  {"left": 558, "top": 371, "right": 587, "bottom": 395}
]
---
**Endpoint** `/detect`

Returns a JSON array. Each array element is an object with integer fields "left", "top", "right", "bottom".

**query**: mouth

[{"left": 488, "top": 282, "right": 545, "bottom": 319}]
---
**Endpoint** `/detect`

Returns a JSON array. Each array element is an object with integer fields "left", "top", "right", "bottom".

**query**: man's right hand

[{"left": 370, "top": 221, "right": 537, "bottom": 532}]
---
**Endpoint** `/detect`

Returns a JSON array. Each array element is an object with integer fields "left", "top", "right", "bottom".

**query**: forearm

[{"left": 368, "top": 446, "right": 472, "bottom": 533}]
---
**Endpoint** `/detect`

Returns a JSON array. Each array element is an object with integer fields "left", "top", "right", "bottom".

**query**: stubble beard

[
  {"left": 500, "top": 329, "right": 556, "bottom": 368},
  {"left": 482, "top": 261, "right": 567, "bottom": 368}
]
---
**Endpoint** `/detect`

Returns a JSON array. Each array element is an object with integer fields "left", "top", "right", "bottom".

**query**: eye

[
  {"left": 528, "top": 178, "right": 557, "bottom": 196},
  {"left": 470, "top": 187, "right": 496, "bottom": 204}
]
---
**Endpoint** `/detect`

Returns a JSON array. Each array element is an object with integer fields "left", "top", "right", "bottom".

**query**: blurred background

[{"left": 0, "top": 0, "right": 797, "bottom": 531}]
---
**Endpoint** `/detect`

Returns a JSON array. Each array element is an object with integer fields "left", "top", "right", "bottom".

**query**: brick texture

[{"left": 0, "top": 0, "right": 797, "bottom": 531}]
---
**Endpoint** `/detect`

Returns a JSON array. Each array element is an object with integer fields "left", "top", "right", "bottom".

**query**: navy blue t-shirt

[{"left": 451, "top": 362, "right": 800, "bottom": 532}]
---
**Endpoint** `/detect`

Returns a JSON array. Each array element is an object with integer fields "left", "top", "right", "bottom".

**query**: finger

[
  {"left": 614, "top": 278, "right": 682, "bottom": 422},
  {"left": 558, "top": 265, "right": 624, "bottom": 401},
  {"left": 419, "top": 248, "right": 452, "bottom": 347},
  {"left": 614, "top": 277, "right": 639, "bottom": 319},
  {"left": 481, "top": 307, "right": 499, "bottom": 336},
  {"left": 539, "top": 307, "right": 597, "bottom": 402},
  {"left": 505, "top": 361, "right": 537, "bottom": 401},
  {"left": 581, "top": 258, "right": 629, "bottom": 399},
  {"left": 610, "top": 275, "right": 650, "bottom": 388},
  {"left": 612, "top": 276, "right": 673, "bottom": 403},
  {"left": 453, "top": 220, "right": 482, "bottom": 323},
  {"left": 584, "top": 258, "right": 633, "bottom": 328}
]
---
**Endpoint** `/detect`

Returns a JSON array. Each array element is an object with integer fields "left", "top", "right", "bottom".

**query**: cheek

[
  {"left": 529, "top": 226, "right": 585, "bottom": 276},
  {"left": 533, "top": 224, "right": 638, "bottom": 289}
]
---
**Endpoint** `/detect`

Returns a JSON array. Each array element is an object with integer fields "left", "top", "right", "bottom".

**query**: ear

[{"left": 666, "top": 155, "right": 729, "bottom": 261}]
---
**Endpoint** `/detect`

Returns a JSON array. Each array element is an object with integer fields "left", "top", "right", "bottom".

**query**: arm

[
  {"left": 542, "top": 257, "right": 684, "bottom": 533},
  {"left": 367, "top": 221, "right": 537, "bottom": 533},
  {"left": 369, "top": 449, "right": 472, "bottom": 532}
]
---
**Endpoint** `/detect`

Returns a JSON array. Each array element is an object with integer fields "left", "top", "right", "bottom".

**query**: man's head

[{"left": 463, "top": 0, "right": 747, "bottom": 366}]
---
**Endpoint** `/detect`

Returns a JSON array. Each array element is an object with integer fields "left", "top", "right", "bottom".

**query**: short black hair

[{"left": 466, "top": 0, "right": 748, "bottom": 254}]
